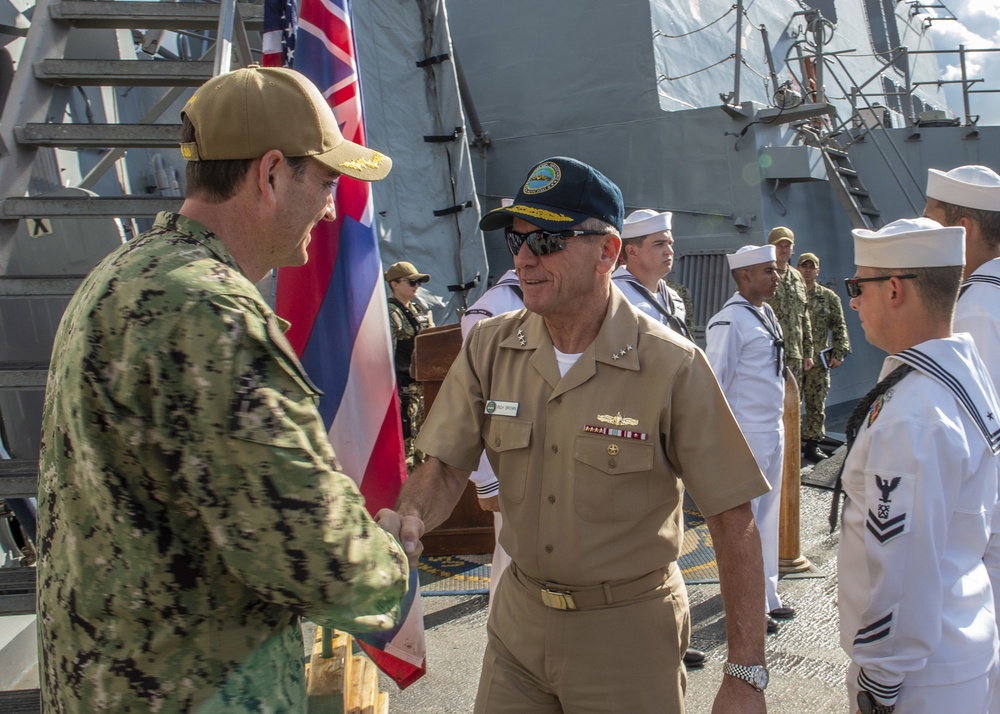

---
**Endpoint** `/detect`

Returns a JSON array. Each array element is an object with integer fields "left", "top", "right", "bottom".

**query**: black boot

[{"left": 803, "top": 440, "right": 828, "bottom": 462}]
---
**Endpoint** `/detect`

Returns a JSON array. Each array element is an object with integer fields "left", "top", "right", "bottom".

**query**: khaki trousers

[{"left": 475, "top": 561, "right": 690, "bottom": 714}]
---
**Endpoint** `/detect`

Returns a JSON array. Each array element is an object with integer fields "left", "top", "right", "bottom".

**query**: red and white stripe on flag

[
  {"left": 261, "top": 0, "right": 296, "bottom": 67},
  {"left": 272, "top": 0, "right": 427, "bottom": 690}
]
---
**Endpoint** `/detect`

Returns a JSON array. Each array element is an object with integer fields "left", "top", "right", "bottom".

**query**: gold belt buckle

[{"left": 540, "top": 588, "right": 577, "bottom": 610}]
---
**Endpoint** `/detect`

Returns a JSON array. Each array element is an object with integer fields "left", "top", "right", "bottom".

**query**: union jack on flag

[{"left": 272, "top": 0, "right": 427, "bottom": 690}]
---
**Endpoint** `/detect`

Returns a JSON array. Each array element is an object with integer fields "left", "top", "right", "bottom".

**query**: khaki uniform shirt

[
  {"left": 416, "top": 286, "right": 769, "bottom": 586},
  {"left": 38, "top": 212, "right": 408, "bottom": 713}
]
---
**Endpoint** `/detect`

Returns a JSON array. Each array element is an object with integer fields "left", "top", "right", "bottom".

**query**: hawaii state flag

[{"left": 270, "top": 0, "right": 427, "bottom": 689}]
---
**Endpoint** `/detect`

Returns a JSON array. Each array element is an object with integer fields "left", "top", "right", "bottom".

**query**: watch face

[{"left": 751, "top": 666, "right": 769, "bottom": 690}]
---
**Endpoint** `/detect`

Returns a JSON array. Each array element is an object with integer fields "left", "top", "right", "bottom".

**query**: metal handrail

[
  {"left": 904, "top": 45, "right": 1000, "bottom": 126},
  {"left": 823, "top": 52, "right": 925, "bottom": 215}
]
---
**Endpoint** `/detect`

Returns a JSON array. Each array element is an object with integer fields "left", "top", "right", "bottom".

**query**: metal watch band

[{"left": 722, "top": 661, "right": 768, "bottom": 691}]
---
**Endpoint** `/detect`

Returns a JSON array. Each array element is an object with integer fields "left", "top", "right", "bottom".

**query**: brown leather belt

[{"left": 513, "top": 562, "right": 673, "bottom": 611}]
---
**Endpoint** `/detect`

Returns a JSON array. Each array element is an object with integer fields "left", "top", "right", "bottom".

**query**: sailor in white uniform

[
  {"left": 460, "top": 269, "right": 522, "bottom": 607},
  {"left": 925, "top": 165, "right": 1000, "bottom": 713},
  {"left": 611, "top": 209, "right": 690, "bottom": 340},
  {"left": 612, "top": 207, "right": 708, "bottom": 668},
  {"left": 705, "top": 244, "right": 786, "bottom": 630},
  {"left": 838, "top": 218, "right": 1000, "bottom": 714}
]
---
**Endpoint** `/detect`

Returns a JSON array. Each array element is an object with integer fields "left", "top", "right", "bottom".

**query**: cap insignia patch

[
  {"left": 338, "top": 152, "right": 387, "bottom": 172},
  {"left": 523, "top": 161, "right": 561, "bottom": 194}
]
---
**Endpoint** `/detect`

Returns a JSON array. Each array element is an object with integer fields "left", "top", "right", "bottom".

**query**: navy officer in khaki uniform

[{"left": 377, "top": 157, "right": 772, "bottom": 713}]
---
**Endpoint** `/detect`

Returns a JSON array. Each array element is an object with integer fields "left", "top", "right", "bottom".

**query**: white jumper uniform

[
  {"left": 460, "top": 269, "right": 523, "bottom": 606},
  {"left": 611, "top": 265, "right": 688, "bottom": 337},
  {"left": 954, "top": 257, "right": 1000, "bottom": 713},
  {"left": 705, "top": 293, "right": 785, "bottom": 613},
  {"left": 838, "top": 334, "right": 1000, "bottom": 712}
]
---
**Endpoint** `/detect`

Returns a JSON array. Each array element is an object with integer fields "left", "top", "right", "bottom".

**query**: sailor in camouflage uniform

[
  {"left": 765, "top": 226, "right": 814, "bottom": 392},
  {"left": 37, "top": 66, "right": 409, "bottom": 713},
  {"left": 385, "top": 261, "right": 434, "bottom": 462},
  {"left": 798, "top": 252, "right": 851, "bottom": 462}
]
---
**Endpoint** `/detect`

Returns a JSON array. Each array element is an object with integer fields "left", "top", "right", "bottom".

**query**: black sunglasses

[
  {"left": 403, "top": 279, "right": 421, "bottom": 287},
  {"left": 505, "top": 228, "right": 605, "bottom": 257},
  {"left": 844, "top": 274, "right": 917, "bottom": 298}
]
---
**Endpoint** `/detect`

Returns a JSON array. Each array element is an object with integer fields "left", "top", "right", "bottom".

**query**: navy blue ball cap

[{"left": 479, "top": 156, "right": 624, "bottom": 233}]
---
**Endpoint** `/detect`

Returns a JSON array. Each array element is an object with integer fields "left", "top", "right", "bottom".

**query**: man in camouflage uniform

[
  {"left": 36, "top": 66, "right": 409, "bottom": 713},
  {"left": 765, "top": 226, "right": 814, "bottom": 392},
  {"left": 797, "top": 253, "right": 850, "bottom": 462}
]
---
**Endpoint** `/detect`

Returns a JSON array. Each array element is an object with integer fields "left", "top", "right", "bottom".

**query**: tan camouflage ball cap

[
  {"left": 768, "top": 226, "right": 795, "bottom": 245},
  {"left": 384, "top": 261, "right": 430, "bottom": 283},
  {"left": 798, "top": 252, "right": 820, "bottom": 268},
  {"left": 180, "top": 65, "right": 392, "bottom": 181}
]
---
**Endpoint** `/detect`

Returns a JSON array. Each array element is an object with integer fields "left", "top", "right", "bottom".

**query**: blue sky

[{"left": 926, "top": 0, "right": 1000, "bottom": 125}]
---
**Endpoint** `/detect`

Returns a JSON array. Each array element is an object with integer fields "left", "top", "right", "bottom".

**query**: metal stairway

[
  {"left": 798, "top": 124, "right": 883, "bottom": 231},
  {"left": 0, "top": 1, "right": 263, "bottom": 708},
  {"left": 818, "top": 142, "right": 883, "bottom": 230}
]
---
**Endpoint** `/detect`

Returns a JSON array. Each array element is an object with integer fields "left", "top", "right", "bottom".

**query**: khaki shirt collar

[{"left": 497, "top": 285, "right": 641, "bottom": 396}]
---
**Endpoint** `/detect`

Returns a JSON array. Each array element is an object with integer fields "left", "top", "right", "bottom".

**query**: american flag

[
  {"left": 261, "top": 0, "right": 296, "bottom": 67},
  {"left": 272, "top": 0, "right": 427, "bottom": 690}
]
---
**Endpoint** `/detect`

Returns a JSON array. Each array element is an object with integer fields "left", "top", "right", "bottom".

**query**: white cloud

[{"left": 924, "top": 0, "right": 1000, "bottom": 124}]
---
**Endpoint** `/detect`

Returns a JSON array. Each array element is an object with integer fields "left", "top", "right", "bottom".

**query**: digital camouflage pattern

[
  {"left": 802, "top": 283, "right": 851, "bottom": 441},
  {"left": 766, "top": 266, "right": 813, "bottom": 390},
  {"left": 388, "top": 298, "right": 433, "bottom": 457},
  {"left": 387, "top": 298, "right": 433, "bottom": 356},
  {"left": 37, "top": 212, "right": 409, "bottom": 713},
  {"left": 666, "top": 279, "right": 695, "bottom": 336}
]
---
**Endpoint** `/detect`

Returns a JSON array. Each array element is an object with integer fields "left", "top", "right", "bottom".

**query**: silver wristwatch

[{"left": 723, "top": 661, "right": 769, "bottom": 691}]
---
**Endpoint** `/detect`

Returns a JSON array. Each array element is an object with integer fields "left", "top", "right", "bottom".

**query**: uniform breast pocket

[
  {"left": 230, "top": 333, "right": 324, "bottom": 450},
  {"left": 573, "top": 435, "right": 655, "bottom": 522},
  {"left": 486, "top": 418, "right": 532, "bottom": 504}
]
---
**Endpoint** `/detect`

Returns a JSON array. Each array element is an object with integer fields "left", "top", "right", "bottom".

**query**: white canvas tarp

[{"left": 351, "top": 0, "right": 488, "bottom": 323}]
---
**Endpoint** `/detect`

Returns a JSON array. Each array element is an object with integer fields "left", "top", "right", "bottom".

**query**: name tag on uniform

[{"left": 485, "top": 400, "right": 519, "bottom": 417}]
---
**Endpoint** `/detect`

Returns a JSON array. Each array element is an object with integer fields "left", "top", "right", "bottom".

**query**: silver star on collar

[{"left": 517, "top": 329, "right": 526, "bottom": 346}]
